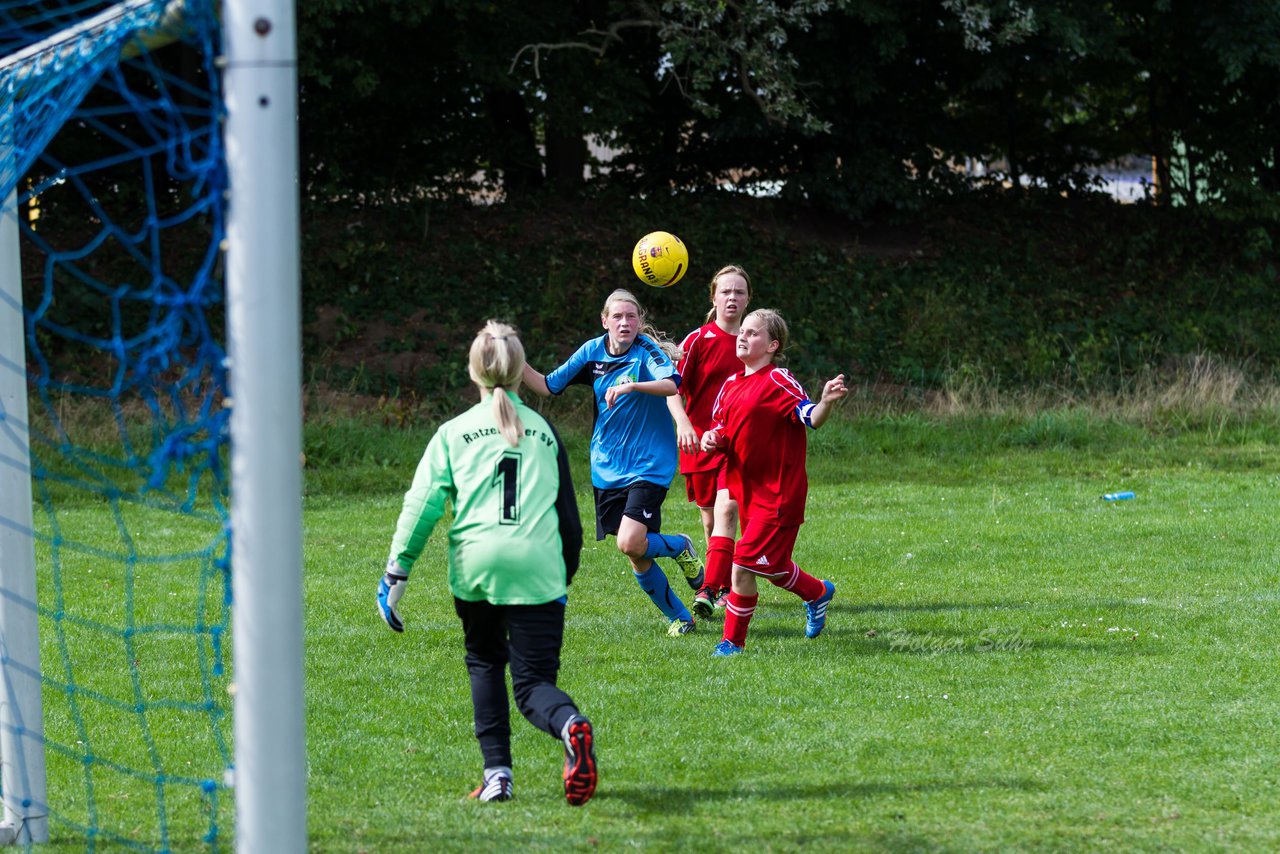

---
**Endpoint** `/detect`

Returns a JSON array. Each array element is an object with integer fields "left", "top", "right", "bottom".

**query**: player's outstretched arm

[
  {"left": 667, "top": 394, "right": 700, "bottom": 453},
  {"left": 523, "top": 363, "right": 551, "bottom": 396},
  {"left": 809, "top": 373, "right": 848, "bottom": 429}
]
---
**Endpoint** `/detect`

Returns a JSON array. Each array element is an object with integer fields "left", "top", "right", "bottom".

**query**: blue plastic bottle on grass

[{"left": 1102, "top": 491, "right": 1135, "bottom": 501}]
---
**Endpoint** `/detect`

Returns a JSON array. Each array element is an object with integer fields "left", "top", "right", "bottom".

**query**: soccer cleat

[
  {"left": 713, "top": 587, "right": 731, "bottom": 609},
  {"left": 804, "top": 580, "right": 836, "bottom": 639},
  {"left": 691, "top": 586, "right": 716, "bottom": 620},
  {"left": 672, "top": 534, "right": 705, "bottom": 590},
  {"left": 711, "top": 639, "right": 744, "bottom": 657},
  {"left": 469, "top": 769, "right": 513, "bottom": 802},
  {"left": 561, "top": 715, "right": 597, "bottom": 806},
  {"left": 667, "top": 617, "right": 696, "bottom": 637}
]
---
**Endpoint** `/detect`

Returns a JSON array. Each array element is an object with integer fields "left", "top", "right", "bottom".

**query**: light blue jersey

[{"left": 546, "top": 334, "right": 679, "bottom": 490}]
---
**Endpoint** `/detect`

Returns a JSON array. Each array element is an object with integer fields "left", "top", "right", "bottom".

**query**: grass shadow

[{"left": 604, "top": 774, "right": 1043, "bottom": 812}]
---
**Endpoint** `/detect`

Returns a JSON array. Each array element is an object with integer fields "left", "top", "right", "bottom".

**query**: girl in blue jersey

[{"left": 524, "top": 288, "right": 705, "bottom": 636}]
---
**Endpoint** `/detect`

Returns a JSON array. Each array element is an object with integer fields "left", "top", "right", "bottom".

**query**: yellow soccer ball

[{"left": 632, "top": 231, "right": 689, "bottom": 288}]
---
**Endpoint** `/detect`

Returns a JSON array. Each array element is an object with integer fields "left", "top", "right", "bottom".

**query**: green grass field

[
  {"left": 31, "top": 409, "right": 1280, "bottom": 851},
  {"left": 299, "top": 411, "right": 1280, "bottom": 853}
]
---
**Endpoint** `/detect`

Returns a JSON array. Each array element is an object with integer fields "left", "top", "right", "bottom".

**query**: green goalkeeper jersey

[{"left": 388, "top": 391, "right": 582, "bottom": 605}]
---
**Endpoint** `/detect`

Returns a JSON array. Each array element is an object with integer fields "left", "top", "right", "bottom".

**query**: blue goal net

[{"left": 0, "top": 1, "right": 231, "bottom": 850}]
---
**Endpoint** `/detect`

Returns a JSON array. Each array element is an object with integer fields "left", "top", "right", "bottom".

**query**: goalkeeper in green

[{"left": 376, "top": 320, "right": 596, "bottom": 806}]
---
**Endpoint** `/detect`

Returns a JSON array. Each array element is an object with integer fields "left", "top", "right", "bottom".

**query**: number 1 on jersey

[{"left": 493, "top": 452, "right": 521, "bottom": 525}]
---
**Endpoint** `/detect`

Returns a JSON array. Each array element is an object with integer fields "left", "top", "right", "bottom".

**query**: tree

[{"left": 293, "top": 0, "right": 1280, "bottom": 219}]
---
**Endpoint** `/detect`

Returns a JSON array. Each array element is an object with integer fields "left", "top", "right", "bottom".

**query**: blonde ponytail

[{"left": 468, "top": 321, "right": 525, "bottom": 447}]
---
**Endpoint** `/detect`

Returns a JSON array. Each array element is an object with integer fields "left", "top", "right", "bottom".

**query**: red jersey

[
  {"left": 709, "top": 366, "right": 816, "bottom": 526},
  {"left": 676, "top": 321, "right": 742, "bottom": 474}
]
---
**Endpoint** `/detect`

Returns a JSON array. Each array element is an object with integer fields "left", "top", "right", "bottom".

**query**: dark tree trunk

[
  {"left": 1005, "top": 81, "right": 1021, "bottom": 193},
  {"left": 1183, "top": 142, "right": 1198, "bottom": 207},
  {"left": 1149, "top": 74, "right": 1173, "bottom": 205},
  {"left": 544, "top": 83, "right": 586, "bottom": 194},
  {"left": 485, "top": 87, "right": 543, "bottom": 198}
]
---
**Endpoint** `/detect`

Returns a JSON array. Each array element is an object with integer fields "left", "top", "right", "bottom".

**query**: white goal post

[
  {"left": 0, "top": 161, "right": 48, "bottom": 848},
  {"left": 223, "top": 0, "right": 307, "bottom": 852}
]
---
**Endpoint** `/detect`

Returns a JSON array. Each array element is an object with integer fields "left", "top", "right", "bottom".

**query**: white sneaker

[{"left": 469, "top": 767, "right": 513, "bottom": 802}]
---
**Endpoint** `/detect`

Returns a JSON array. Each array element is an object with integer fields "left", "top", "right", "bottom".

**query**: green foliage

[
  {"left": 658, "top": 0, "right": 836, "bottom": 133},
  {"left": 303, "top": 417, "right": 424, "bottom": 483},
  {"left": 293, "top": 1, "right": 1280, "bottom": 219},
  {"left": 299, "top": 192, "right": 1280, "bottom": 405}
]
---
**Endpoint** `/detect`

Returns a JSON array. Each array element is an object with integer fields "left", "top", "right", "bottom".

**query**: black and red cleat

[{"left": 561, "top": 715, "right": 597, "bottom": 806}]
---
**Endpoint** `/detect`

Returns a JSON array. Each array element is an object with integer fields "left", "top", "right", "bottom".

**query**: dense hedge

[{"left": 300, "top": 189, "right": 1279, "bottom": 408}]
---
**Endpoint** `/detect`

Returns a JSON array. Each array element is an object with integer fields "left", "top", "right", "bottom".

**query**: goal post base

[{"left": 0, "top": 813, "right": 49, "bottom": 846}]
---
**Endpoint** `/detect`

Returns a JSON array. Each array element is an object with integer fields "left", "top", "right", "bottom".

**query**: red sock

[
  {"left": 769, "top": 561, "right": 826, "bottom": 601},
  {"left": 722, "top": 591, "right": 758, "bottom": 647},
  {"left": 706, "top": 536, "right": 734, "bottom": 590}
]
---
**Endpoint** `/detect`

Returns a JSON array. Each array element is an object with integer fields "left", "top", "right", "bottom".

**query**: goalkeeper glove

[{"left": 377, "top": 563, "right": 409, "bottom": 633}]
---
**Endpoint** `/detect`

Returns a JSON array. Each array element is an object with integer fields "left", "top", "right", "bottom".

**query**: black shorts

[{"left": 593, "top": 481, "right": 668, "bottom": 540}]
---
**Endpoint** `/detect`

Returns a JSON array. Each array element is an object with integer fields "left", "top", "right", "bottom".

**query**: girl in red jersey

[
  {"left": 700, "top": 308, "right": 848, "bottom": 655},
  {"left": 667, "top": 265, "right": 752, "bottom": 619}
]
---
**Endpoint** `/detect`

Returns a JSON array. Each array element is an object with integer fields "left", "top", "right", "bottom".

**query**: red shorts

[
  {"left": 733, "top": 519, "right": 799, "bottom": 575},
  {"left": 683, "top": 465, "right": 729, "bottom": 508}
]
